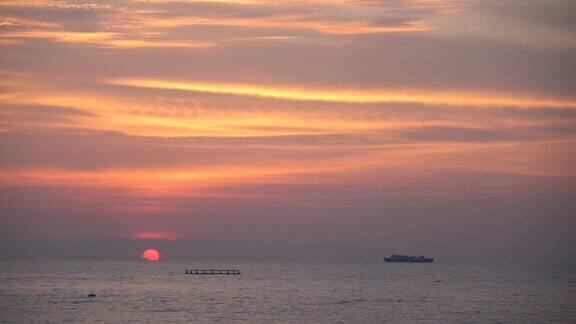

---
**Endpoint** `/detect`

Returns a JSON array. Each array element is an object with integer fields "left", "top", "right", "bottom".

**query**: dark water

[{"left": 1, "top": 261, "right": 575, "bottom": 323}]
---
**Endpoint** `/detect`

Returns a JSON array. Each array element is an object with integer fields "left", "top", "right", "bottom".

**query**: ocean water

[{"left": 1, "top": 261, "right": 575, "bottom": 323}]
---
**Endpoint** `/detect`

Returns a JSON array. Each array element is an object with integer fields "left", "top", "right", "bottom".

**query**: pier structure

[{"left": 185, "top": 269, "right": 241, "bottom": 275}]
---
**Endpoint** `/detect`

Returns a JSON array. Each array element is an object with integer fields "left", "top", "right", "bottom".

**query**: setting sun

[{"left": 142, "top": 249, "right": 160, "bottom": 261}]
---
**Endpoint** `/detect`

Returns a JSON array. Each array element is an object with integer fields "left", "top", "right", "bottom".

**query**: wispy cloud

[
  {"left": 0, "top": 0, "right": 574, "bottom": 258},
  {"left": 0, "top": 30, "right": 215, "bottom": 48},
  {"left": 109, "top": 78, "right": 576, "bottom": 109}
]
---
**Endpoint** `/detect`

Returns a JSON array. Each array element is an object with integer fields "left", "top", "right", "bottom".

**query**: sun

[{"left": 142, "top": 248, "right": 160, "bottom": 261}]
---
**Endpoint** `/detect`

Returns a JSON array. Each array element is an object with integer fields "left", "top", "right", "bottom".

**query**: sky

[{"left": 0, "top": 0, "right": 575, "bottom": 263}]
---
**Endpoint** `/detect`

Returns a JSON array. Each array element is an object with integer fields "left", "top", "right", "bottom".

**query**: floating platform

[
  {"left": 185, "top": 269, "right": 241, "bottom": 275},
  {"left": 384, "top": 254, "right": 434, "bottom": 263}
]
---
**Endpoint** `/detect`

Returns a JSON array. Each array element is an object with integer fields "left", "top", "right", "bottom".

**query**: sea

[{"left": 1, "top": 261, "right": 575, "bottom": 323}]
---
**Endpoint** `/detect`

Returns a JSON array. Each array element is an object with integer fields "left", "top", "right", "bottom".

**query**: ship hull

[{"left": 384, "top": 258, "right": 433, "bottom": 263}]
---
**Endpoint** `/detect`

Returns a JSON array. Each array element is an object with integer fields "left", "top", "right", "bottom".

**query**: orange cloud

[
  {"left": 109, "top": 78, "right": 576, "bottom": 109},
  {"left": 0, "top": 30, "right": 215, "bottom": 48},
  {"left": 7, "top": 88, "right": 470, "bottom": 137},
  {"left": 0, "top": 162, "right": 343, "bottom": 196},
  {"left": 130, "top": 231, "right": 180, "bottom": 240},
  {"left": 140, "top": 15, "right": 428, "bottom": 35},
  {"left": 3, "top": 72, "right": 572, "bottom": 140}
]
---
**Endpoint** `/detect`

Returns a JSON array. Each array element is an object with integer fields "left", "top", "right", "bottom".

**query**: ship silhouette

[{"left": 384, "top": 254, "right": 434, "bottom": 263}]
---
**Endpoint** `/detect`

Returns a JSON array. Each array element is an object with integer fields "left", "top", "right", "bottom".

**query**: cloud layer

[{"left": 0, "top": 0, "right": 575, "bottom": 262}]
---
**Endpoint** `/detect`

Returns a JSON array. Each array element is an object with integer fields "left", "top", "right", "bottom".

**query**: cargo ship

[{"left": 384, "top": 254, "right": 434, "bottom": 263}]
